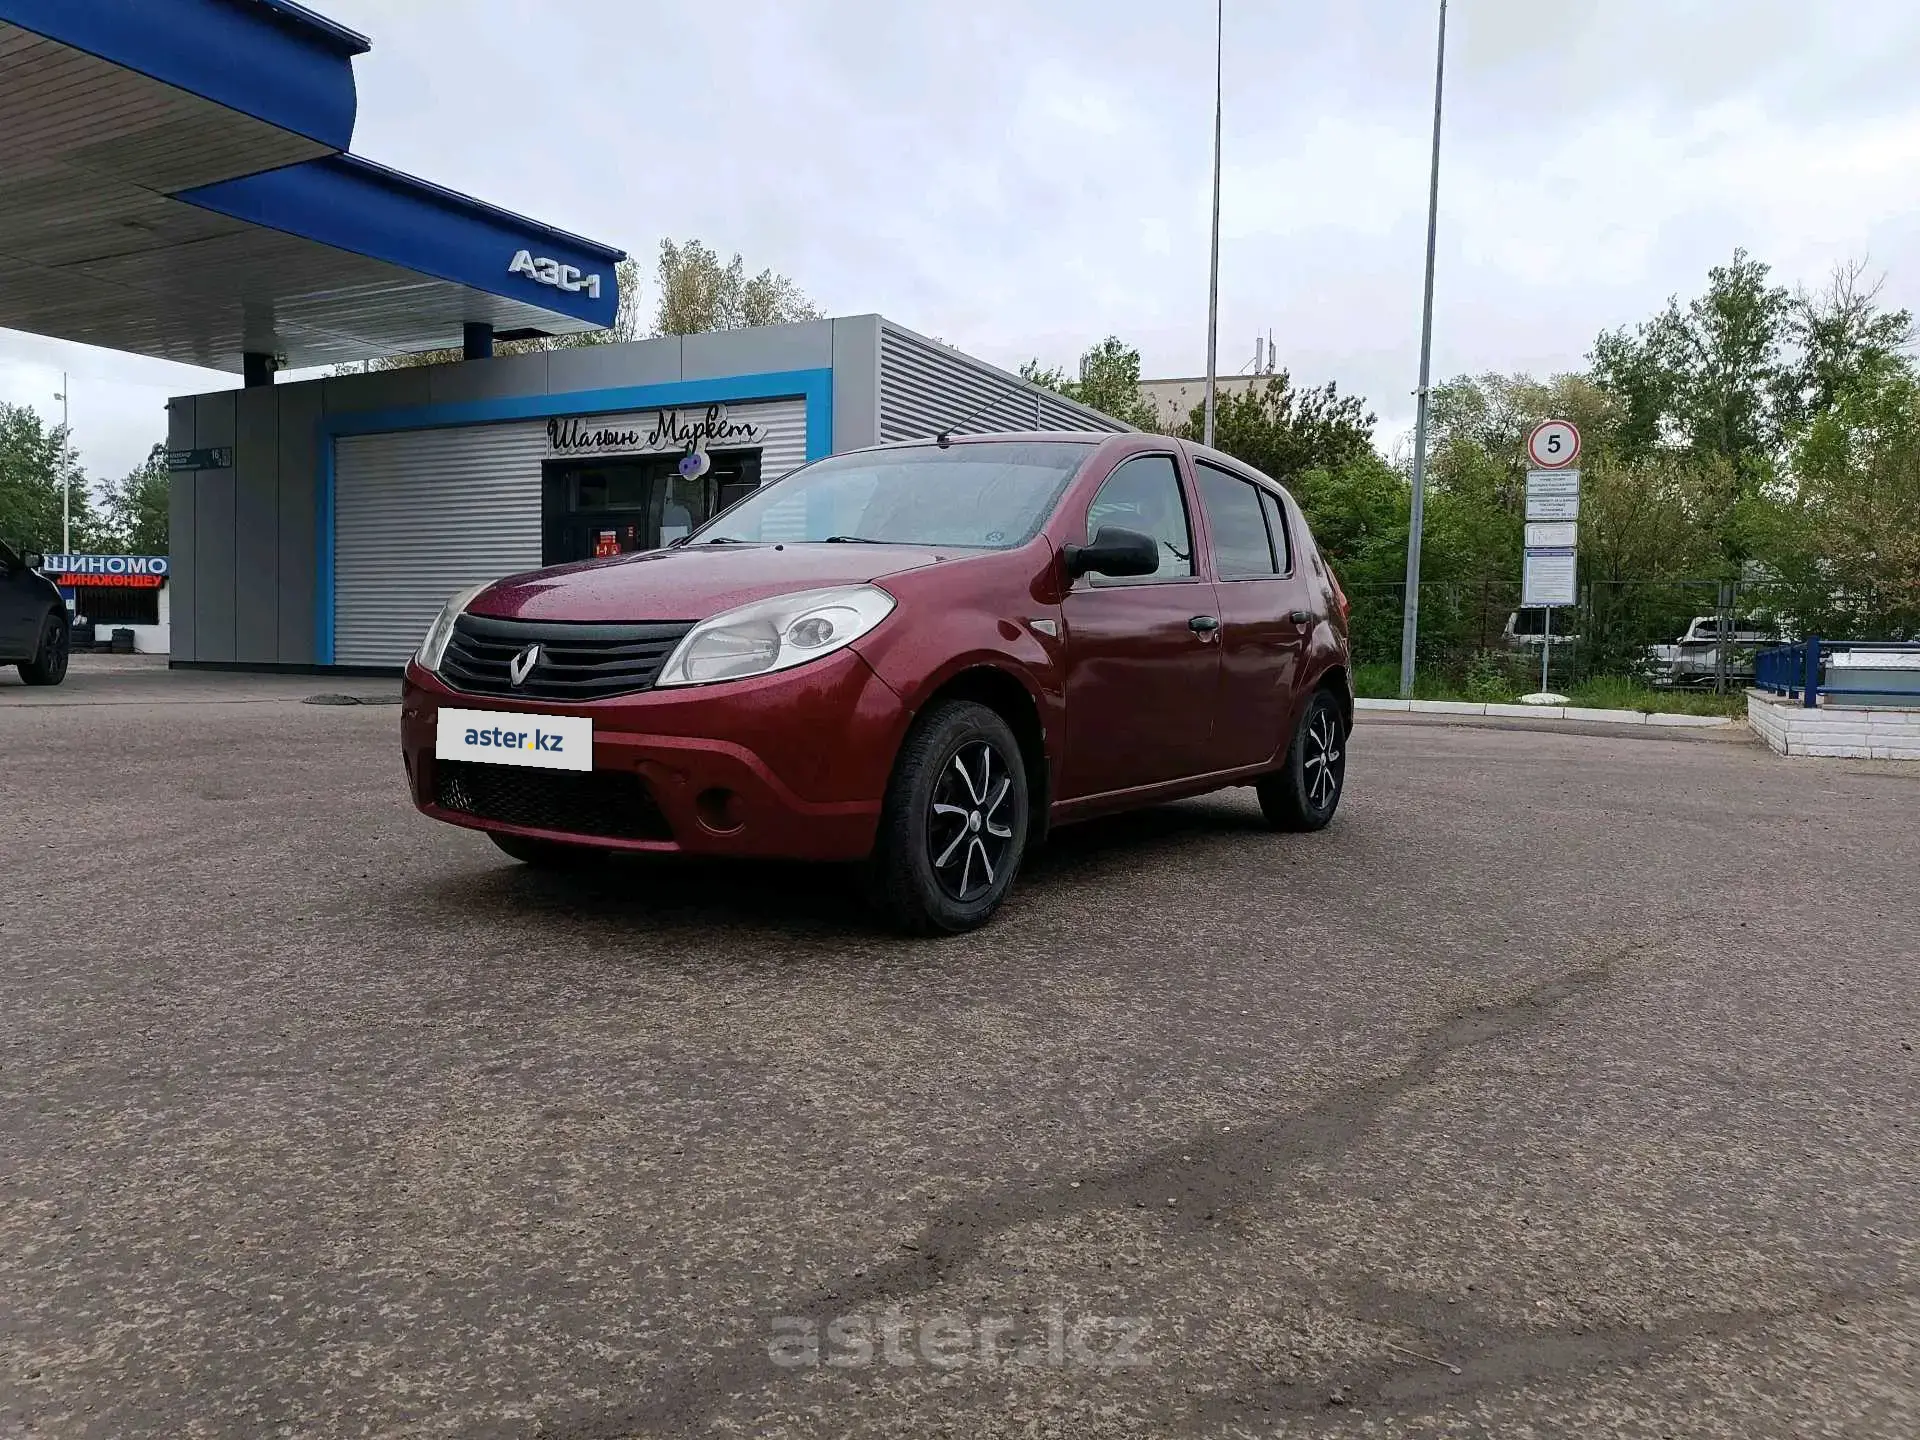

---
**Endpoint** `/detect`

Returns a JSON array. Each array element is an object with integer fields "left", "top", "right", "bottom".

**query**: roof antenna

[{"left": 935, "top": 380, "right": 1040, "bottom": 448}]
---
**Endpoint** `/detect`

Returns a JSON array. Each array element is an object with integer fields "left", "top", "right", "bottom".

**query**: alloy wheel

[
  {"left": 1303, "top": 705, "right": 1344, "bottom": 812},
  {"left": 927, "top": 740, "right": 1016, "bottom": 903}
]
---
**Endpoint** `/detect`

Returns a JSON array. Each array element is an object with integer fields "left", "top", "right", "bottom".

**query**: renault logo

[{"left": 508, "top": 644, "right": 541, "bottom": 687}]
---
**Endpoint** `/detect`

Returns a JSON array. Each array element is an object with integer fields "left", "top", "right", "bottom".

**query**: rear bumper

[{"left": 400, "top": 648, "right": 910, "bottom": 861}]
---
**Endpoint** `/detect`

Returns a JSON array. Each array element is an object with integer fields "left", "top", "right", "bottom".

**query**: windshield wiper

[
  {"left": 821, "top": 534, "right": 886, "bottom": 544},
  {"left": 701, "top": 535, "right": 749, "bottom": 545}
]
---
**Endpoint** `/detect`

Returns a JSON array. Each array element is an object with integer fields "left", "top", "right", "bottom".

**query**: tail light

[{"left": 1325, "top": 558, "right": 1350, "bottom": 626}]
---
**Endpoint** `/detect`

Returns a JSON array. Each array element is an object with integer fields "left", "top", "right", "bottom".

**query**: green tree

[
  {"left": 98, "top": 441, "right": 171, "bottom": 554},
  {"left": 1183, "top": 370, "right": 1376, "bottom": 483},
  {"left": 0, "top": 402, "right": 108, "bottom": 553},
  {"left": 1590, "top": 249, "right": 1796, "bottom": 579},
  {"left": 1066, "top": 337, "right": 1160, "bottom": 430},
  {"left": 653, "top": 238, "right": 821, "bottom": 335},
  {"left": 1577, "top": 450, "right": 1722, "bottom": 671},
  {"left": 1769, "top": 363, "right": 1920, "bottom": 637},
  {"left": 1019, "top": 336, "right": 1159, "bottom": 429},
  {"left": 1580, "top": 250, "right": 1918, "bottom": 637},
  {"left": 1592, "top": 249, "right": 1796, "bottom": 471},
  {"left": 1016, "top": 358, "right": 1072, "bottom": 392},
  {"left": 1783, "top": 260, "right": 1915, "bottom": 430}
]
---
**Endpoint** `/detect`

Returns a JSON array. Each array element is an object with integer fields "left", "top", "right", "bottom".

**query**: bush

[{"left": 1461, "top": 651, "right": 1526, "bottom": 703}]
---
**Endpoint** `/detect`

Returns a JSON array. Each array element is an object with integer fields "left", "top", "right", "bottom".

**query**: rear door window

[
  {"left": 1258, "top": 490, "right": 1294, "bottom": 575},
  {"left": 1194, "top": 462, "right": 1277, "bottom": 580}
]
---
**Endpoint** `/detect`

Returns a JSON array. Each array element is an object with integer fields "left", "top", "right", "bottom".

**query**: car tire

[
  {"left": 870, "top": 699, "right": 1029, "bottom": 935},
  {"left": 487, "top": 831, "right": 607, "bottom": 869},
  {"left": 18, "top": 612, "right": 69, "bottom": 686},
  {"left": 1257, "top": 688, "right": 1347, "bottom": 832}
]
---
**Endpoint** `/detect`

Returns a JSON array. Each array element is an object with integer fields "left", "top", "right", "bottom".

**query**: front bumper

[{"left": 401, "top": 647, "right": 910, "bottom": 861}]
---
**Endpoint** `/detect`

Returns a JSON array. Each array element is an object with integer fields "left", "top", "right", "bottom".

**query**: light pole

[
  {"left": 1397, "top": 0, "right": 1448, "bottom": 700},
  {"left": 54, "top": 371, "right": 70, "bottom": 555},
  {"left": 1202, "top": 0, "right": 1223, "bottom": 448}
]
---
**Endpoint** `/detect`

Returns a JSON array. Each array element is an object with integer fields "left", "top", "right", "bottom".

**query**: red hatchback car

[{"left": 401, "top": 432, "right": 1353, "bottom": 932}]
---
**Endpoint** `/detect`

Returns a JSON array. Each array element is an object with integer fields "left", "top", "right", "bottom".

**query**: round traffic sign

[{"left": 1527, "top": 419, "right": 1581, "bottom": 469}]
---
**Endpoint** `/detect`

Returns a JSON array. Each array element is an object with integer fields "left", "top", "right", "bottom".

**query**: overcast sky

[{"left": 5, "top": 0, "right": 1920, "bottom": 489}]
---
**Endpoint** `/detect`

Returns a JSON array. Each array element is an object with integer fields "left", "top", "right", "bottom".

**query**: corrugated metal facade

[
  {"left": 333, "top": 425, "right": 544, "bottom": 666},
  {"left": 331, "top": 397, "right": 808, "bottom": 665},
  {"left": 878, "top": 322, "right": 1132, "bottom": 443}
]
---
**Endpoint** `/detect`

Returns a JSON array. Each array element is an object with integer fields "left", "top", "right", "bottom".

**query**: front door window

[{"left": 1084, "top": 454, "right": 1195, "bottom": 579}]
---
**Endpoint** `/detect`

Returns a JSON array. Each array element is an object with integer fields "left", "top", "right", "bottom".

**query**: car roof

[
  {"left": 846, "top": 430, "right": 1130, "bottom": 451},
  {"left": 840, "top": 431, "right": 1294, "bottom": 493}
]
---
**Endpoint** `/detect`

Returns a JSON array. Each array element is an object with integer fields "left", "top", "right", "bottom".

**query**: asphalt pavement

[{"left": 3, "top": 663, "right": 1916, "bottom": 1438}]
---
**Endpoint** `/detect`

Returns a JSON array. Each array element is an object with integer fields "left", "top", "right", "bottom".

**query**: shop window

[
  {"left": 574, "top": 467, "right": 653, "bottom": 510},
  {"left": 75, "top": 584, "right": 160, "bottom": 625},
  {"left": 542, "top": 447, "right": 767, "bottom": 564}
]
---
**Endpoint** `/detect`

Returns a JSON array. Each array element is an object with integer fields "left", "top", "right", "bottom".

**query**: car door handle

[
  {"left": 1289, "top": 609, "right": 1312, "bottom": 624},
  {"left": 1189, "top": 615, "right": 1220, "bottom": 634}
]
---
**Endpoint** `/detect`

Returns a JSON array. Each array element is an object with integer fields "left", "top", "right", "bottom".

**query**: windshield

[{"left": 691, "top": 441, "right": 1094, "bottom": 548}]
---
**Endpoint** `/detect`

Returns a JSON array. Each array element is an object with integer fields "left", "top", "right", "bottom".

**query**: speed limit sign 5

[{"left": 1527, "top": 419, "right": 1581, "bottom": 469}]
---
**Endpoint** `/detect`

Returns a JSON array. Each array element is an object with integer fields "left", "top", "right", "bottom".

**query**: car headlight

[
  {"left": 416, "top": 582, "right": 490, "bottom": 672},
  {"left": 655, "top": 584, "right": 896, "bottom": 688}
]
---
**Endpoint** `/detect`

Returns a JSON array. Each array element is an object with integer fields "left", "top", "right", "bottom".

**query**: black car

[{"left": 0, "top": 541, "right": 69, "bottom": 685}]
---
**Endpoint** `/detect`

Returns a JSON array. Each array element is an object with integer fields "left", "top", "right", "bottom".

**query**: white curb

[{"left": 1355, "top": 697, "right": 1733, "bottom": 729}]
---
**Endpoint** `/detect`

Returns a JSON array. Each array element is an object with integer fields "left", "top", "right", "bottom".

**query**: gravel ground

[{"left": 2, "top": 668, "right": 1916, "bottom": 1438}]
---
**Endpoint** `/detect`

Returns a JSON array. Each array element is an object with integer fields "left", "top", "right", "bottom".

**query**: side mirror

[
  {"left": 23, "top": 551, "right": 45, "bottom": 572},
  {"left": 1063, "top": 525, "right": 1160, "bottom": 579}
]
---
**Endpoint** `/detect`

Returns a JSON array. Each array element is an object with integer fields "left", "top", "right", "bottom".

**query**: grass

[
  {"left": 1352, "top": 660, "right": 1748, "bottom": 717},
  {"left": 1354, "top": 661, "right": 1457, "bottom": 702},
  {"left": 1562, "top": 675, "right": 1747, "bottom": 718}
]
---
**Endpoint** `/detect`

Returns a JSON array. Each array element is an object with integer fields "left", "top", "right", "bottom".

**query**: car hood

[{"left": 468, "top": 543, "right": 949, "bottom": 623}]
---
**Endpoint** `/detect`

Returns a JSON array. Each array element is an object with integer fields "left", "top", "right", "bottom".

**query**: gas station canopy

[{"left": 0, "top": 0, "right": 625, "bottom": 375}]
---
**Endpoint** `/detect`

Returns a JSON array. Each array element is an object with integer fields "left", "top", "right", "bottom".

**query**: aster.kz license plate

[{"left": 435, "top": 707, "right": 593, "bottom": 772}]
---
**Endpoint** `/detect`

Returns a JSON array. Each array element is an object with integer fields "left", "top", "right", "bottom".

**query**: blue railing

[{"left": 1755, "top": 637, "right": 1920, "bottom": 708}]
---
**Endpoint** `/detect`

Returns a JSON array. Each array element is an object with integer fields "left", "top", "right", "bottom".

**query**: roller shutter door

[{"left": 334, "top": 423, "right": 546, "bottom": 666}]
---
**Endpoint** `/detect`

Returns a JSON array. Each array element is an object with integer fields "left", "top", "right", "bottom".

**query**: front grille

[
  {"left": 434, "top": 759, "right": 673, "bottom": 842},
  {"left": 441, "top": 614, "right": 696, "bottom": 702}
]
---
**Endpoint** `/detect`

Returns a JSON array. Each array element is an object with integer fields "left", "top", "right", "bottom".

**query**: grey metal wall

[{"left": 877, "top": 321, "right": 1132, "bottom": 442}]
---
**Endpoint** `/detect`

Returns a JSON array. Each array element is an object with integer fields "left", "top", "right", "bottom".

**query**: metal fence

[
  {"left": 1756, "top": 638, "right": 1920, "bottom": 707},
  {"left": 1346, "top": 576, "right": 1819, "bottom": 694}
]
